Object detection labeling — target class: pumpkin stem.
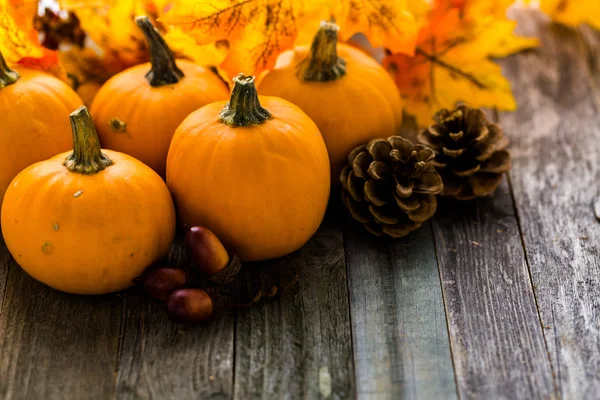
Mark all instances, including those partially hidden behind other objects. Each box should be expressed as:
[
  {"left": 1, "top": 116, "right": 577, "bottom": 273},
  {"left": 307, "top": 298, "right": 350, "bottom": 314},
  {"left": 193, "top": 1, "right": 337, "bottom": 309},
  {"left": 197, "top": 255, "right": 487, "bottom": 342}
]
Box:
[
  {"left": 220, "top": 74, "right": 271, "bottom": 127},
  {"left": 63, "top": 106, "right": 114, "bottom": 174},
  {"left": 297, "top": 20, "right": 346, "bottom": 82},
  {"left": 0, "top": 51, "right": 20, "bottom": 88},
  {"left": 136, "top": 16, "right": 184, "bottom": 87}
]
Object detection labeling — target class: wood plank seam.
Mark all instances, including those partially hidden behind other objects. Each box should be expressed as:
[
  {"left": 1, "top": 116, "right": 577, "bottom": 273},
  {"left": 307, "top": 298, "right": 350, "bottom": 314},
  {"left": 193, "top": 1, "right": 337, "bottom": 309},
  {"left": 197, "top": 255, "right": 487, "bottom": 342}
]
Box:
[
  {"left": 341, "top": 229, "right": 359, "bottom": 396},
  {"left": 505, "top": 172, "right": 560, "bottom": 394},
  {"left": 428, "top": 221, "right": 465, "bottom": 400},
  {"left": 112, "top": 294, "right": 128, "bottom": 400}
]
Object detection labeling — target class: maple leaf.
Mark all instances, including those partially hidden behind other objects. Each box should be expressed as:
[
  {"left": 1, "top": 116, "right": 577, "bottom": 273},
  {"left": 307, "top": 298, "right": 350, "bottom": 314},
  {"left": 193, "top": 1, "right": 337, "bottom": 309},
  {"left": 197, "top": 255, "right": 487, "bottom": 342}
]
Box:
[
  {"left": 432, "top": 0, "right": 515, "bottom": 18},
  {"left": 0, "top": 0, "right": 65, "bottom": 76},
  {"left": 536, "top": 0, "right": 600, "bottom": 30},
  {"left": 55, "top": 0, "right": 223, "bottom": 88},
  {"left": 161, "top": 0, "right": 319, "bottom": 77},
  {"left": 331, "top": 0, "right": 417, "bottom": 55},
  {"left": 162, "top": 0, "right": 418, "bottom": 76},
  {"left": 384, "top": 6, "right": 538, "bottom": 127}
]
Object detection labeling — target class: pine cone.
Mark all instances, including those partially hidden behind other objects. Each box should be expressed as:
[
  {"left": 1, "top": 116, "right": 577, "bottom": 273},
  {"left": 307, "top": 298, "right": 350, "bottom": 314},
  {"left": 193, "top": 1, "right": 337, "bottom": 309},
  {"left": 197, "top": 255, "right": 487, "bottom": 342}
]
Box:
[
  {"left": 340, "top": 136, "right": 443, "bottom": 238},
  {"left": 418, "top": 105, "right": 511, "bottom": 201}
]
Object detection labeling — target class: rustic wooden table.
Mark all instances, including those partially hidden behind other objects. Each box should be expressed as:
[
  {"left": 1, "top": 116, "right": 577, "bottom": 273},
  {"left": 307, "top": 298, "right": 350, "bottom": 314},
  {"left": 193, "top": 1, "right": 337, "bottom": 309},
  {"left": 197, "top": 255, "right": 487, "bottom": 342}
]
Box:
[{"left": 0, "top": 12, "right": 599, "bottom": 400}]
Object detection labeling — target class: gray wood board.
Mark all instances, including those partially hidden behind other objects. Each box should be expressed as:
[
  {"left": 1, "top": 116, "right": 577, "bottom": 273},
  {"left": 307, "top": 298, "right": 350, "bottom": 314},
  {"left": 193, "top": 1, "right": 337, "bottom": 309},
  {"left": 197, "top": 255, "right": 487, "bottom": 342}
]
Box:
[
  {"left": 499, "top": 12, "right": 600, "bottom": 399},
  {"left": 0, "top": 259, "right": 123, "bottom": 400},
  {"left": 431, "top": 180, "right": 555, "bottom": 399},
  {"left": 233, "top": 202, "right": 355, "bottom": 400},
  {"left": 344, "top": 220, "right": 457, "bottom": 400}
]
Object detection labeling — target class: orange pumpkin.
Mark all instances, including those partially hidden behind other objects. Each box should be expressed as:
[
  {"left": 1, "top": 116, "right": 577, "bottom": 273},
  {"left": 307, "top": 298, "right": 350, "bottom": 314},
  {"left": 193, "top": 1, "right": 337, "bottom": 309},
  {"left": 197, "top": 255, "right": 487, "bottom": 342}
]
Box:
[
  {"left": 1, "top": 107, "right": 176, "bottom": 295},
  {"left": 258, "top": 21, "right": 403, "bottom": 182},
  {"left": 90, "top": 16, "right": 230, "bottom": 178},
  {"left": 167, "top": 74, "right": 330, "bottom": 262},
  {"left": 0, "top": 51, "right": 83, "bottom": 207}
]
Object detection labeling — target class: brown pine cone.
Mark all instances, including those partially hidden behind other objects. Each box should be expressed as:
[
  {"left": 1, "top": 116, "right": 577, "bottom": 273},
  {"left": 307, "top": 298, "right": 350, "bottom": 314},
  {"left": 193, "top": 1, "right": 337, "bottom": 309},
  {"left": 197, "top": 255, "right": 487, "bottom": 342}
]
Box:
[
  {"left": 418, "top": 105, "right": 511, "bottom": 201},
  {"left": 340, "top": 136, "right": 443, "bottom": 238}
]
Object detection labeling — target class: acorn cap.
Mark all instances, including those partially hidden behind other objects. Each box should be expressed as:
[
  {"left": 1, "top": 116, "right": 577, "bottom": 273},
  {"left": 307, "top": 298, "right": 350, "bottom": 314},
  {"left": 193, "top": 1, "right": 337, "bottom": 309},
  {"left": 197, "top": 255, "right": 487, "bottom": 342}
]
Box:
[{"left": 208, "top": 255, "right": 242, "bottom": 285}]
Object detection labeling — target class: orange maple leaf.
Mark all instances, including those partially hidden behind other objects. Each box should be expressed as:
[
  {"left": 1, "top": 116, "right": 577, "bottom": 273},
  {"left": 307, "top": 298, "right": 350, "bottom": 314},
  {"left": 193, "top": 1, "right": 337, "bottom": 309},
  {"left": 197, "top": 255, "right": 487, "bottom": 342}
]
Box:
[
  {"left": 332, "top": 0, "right": 417, "bottom": 55},
  {"left": 162, "top": 0, "right": 418, "bottom": 77},
  {"left": 0, "top": 0, "right": 63, "bottom": 76},
  {"left": 384, "top": 5, "right": 538, "bottom": 127},
  {"left": 59, "top": 0, "right": 225, "bottom": 81}
]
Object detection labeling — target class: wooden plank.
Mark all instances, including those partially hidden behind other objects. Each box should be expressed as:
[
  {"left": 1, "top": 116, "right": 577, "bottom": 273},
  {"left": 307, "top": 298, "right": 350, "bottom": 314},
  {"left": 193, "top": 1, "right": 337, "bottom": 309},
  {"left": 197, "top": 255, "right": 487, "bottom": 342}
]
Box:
[
  {"left": 233, "top": 202, "right": 355, "bottom": 400},
  {"left": 0, "top": 257, "right": 122, "bottom": 399},
  {"left": 0, "top": 237, "right": 10, "bottom": 311},
  {"left": 499, "top": 12, "right": 600, "bottom": 399},
  {"left": 344, "top": 221, "right": 457, "bottom": 400},
  {"left": 431, "top": 179, "right": 555, "bottom": 398},
  {"left": 115, "top": 241, "right": 235, "bottom": 400}
]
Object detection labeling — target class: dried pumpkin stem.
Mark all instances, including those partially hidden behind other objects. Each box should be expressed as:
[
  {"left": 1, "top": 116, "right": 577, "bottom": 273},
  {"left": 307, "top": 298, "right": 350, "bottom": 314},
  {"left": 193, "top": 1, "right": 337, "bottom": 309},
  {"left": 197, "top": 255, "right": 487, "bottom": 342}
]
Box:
[
  {"left": 220, "top": 74, "right": 271, "bottom": 127},
  {"left": 136, "top": 16, "right": 184, "bottom": 87},
  {"left": 0, "top": 51, "right": 20, "bottom": 89},
  {"left": 63, "top": 106, "right": 114, "bottom": 174},
  {"left": 297, "top": 20, "right": 347, "bottom": 82}
]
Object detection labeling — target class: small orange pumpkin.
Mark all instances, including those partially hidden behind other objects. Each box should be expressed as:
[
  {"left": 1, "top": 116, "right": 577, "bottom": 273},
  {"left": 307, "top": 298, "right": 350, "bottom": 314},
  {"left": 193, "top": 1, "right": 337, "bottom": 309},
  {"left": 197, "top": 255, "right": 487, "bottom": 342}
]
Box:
[
  {"left": 0, "top": 51, "right": 83, "bottom": 207},
  {"left": 258, "top": 21, "right": 403, "bottom": 182},
  {"left": 1, "top": 107, "right": 176, "bottom": 295},
  {"left": 167, "top": 74, "right": 330, "bottom": 262},
  {"left": 90, "top": 16, "right": 230, "bottom": 177}
]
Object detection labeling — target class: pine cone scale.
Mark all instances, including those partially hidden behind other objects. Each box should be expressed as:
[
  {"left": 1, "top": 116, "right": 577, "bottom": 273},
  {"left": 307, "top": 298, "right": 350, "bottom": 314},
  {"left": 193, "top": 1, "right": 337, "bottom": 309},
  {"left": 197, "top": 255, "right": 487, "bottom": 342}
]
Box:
[
  {"left": 418, "top": 105, "right": 511, "bottom": 200},
  {"left": 341, "top": 136, "right": 443, "bottom": 238}
]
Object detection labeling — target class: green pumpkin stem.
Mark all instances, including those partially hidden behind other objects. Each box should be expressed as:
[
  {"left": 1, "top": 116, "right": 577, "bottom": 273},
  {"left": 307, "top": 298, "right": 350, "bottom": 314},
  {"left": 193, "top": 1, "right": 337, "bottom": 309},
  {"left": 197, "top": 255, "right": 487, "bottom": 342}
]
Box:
[
  {"left": 0, "top": 51, "right": 20, "bottom": 89},
  {"left": 297, "top": 20, "right": 346, "bottom": 82},
  {"left": 63, "top": 107, "right": 114, "bottom": 174},
  {"left": 136, "top": 16, "right": 184, "bottom": 87},
  {"left": 220, "top": 74, "right": 271, "bottom": 127}
]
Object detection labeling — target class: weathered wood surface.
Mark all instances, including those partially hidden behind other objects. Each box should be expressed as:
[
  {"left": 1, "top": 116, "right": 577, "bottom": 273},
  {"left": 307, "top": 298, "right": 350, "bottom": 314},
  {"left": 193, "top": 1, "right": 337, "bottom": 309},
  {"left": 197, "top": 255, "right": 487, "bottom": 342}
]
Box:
[
  {"left": 432, "top": 180, "right": 556, "bottom": 399},
  {"left": 499, "top": 13, "right": 600, "bottom": 399},
  {"left": 115, "top": 288, "right": 235, "bottom": 400},
  {"left": 234, "top": 202, "right": 355, "bottom": 400},
  {"left": 115, "top": 240, "right": 235, "bottom": 400},
  {"left": 1, "top": 10, "right": 600, "bottom": 400},
  {"left": 0, "top": 260, "right": 123, "bottom": 400},
  {"left": 344, "top": 222, "right": 456, "bottom": 400}
]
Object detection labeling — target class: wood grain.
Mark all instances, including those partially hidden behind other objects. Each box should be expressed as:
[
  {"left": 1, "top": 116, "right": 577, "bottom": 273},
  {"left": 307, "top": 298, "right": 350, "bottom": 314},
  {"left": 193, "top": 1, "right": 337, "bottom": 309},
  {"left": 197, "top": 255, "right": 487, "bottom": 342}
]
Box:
[
  {"left": 499, "top": 12, "right": 600, "bottom": 399},
  {"left": 431, "top": 180, "right": 556, "bottom": 399},
  {"left": 0, "top": 237, "right": 10, "bottom": 312},
  {"left": 233, "top": 202, "right": 355, "bottom": 400},
  {"left": 115, "top": 241, "right": 235, "bottom": 400},
  {"left": 0, "top": 258, "right": 122, "bottom": 400},
  {"left": 344, "top": 221, "right": 457, "bottom": 400}
]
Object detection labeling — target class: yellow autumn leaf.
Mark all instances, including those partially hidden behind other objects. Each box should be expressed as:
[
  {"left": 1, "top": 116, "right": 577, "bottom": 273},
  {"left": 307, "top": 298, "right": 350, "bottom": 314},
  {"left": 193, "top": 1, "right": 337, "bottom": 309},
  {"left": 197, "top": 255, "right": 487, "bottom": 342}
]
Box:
[
  {"left": 163, "top": 27, "right": 227, "bottom": 67},
  {"left": 537, "top": 0, "right": 600, "bottom": 30},
  {"left": 433, "top": 0, "right": 516, "bottom": 18},
  {"left": 332, "top": 0, "right": 417, "bottom": 54},
  {"left": 55, "top": 0, "right": 225, "bottom": 85},
  {"left": 384, "top": 6, "right": 537, "bottom": 127},
  {"left": 163, "top": 0, "right": 418, "bottom": 76},
  {"left": 162, "top": 0, "right": 322, "bottom": 76}
]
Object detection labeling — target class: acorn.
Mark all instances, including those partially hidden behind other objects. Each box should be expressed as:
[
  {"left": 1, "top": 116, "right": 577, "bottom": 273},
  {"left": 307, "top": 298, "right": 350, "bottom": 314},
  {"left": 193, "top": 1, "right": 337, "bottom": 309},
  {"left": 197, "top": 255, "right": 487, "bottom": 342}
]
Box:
[
  {"left": 141, "top": 267, "right": 187, "bottom": 300},
  {"left": 185, "top": 226, "right": 242, "bottom": 284},
  {"left": 165, "top": 288, "right": 224, "bottom": 324}
]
